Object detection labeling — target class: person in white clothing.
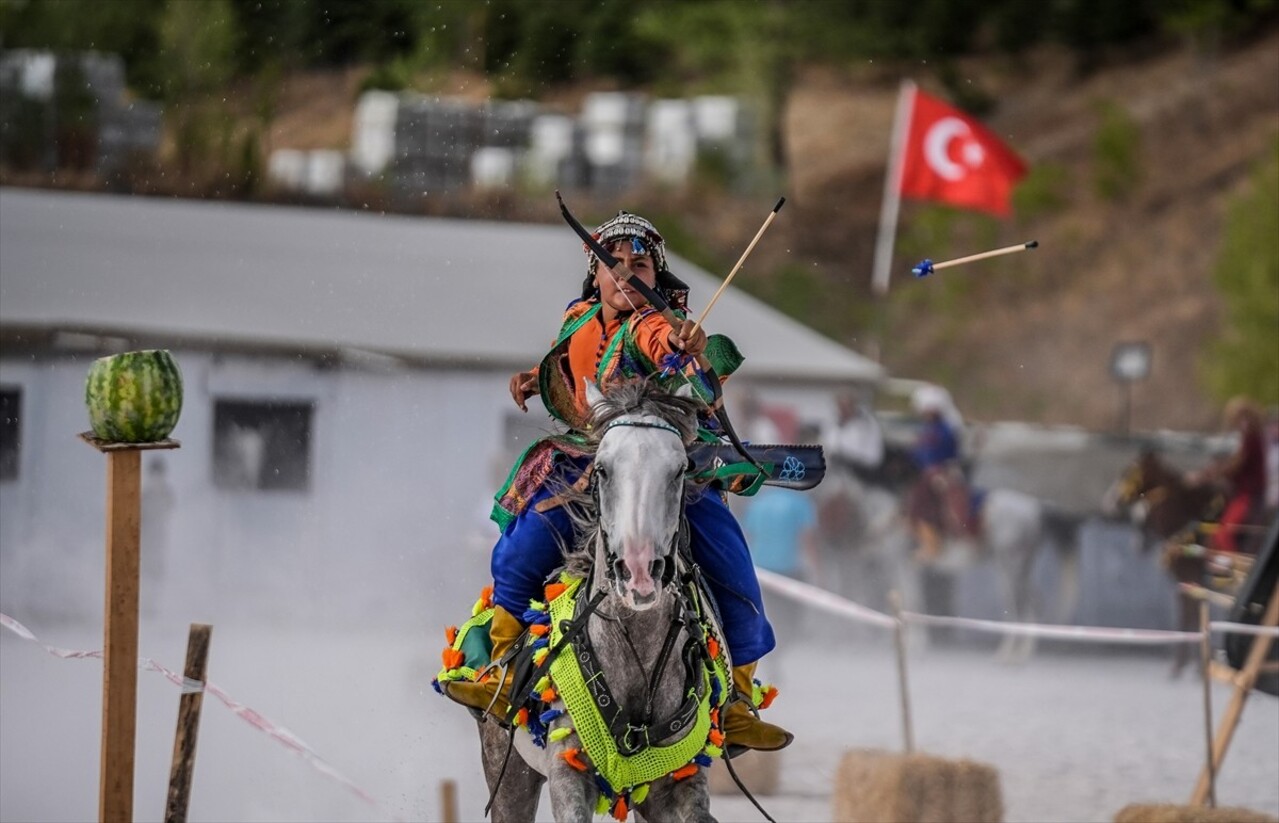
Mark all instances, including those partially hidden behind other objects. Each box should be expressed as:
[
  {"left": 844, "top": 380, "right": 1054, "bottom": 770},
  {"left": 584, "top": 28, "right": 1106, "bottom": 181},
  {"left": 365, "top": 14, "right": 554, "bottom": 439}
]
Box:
[{"left": 822, "top": 387, "right": 884, "bottom": 477}]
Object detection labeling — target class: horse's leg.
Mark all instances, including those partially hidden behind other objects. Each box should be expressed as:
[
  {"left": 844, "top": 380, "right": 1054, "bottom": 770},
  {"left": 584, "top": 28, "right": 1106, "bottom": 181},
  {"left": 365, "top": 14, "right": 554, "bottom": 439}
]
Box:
[
  {"left": 641, "top": 771, "right": 715, "bottom": 823},
  {"left": 545, "top": 749, "right": 598, "bottom": 823},
  {"left": 479, "top": 720, "right": 544, "bottom": 823},
  {"left": 1054, "top": 541, "right": 1081, "bottom": 625}
]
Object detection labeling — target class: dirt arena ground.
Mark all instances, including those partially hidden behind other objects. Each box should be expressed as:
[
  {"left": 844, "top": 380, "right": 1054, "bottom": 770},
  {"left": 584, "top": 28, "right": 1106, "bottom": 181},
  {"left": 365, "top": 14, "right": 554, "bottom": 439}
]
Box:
[{"left": 2, "top": 614, "right": 1276, "bottom": 822}]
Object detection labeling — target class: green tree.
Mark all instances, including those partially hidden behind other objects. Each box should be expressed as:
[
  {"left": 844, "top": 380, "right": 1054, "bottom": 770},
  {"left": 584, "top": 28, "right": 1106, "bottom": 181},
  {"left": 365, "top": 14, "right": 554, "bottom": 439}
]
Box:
[{"left": 1204, "top": 143, "right": 1279, "bottom": 406}]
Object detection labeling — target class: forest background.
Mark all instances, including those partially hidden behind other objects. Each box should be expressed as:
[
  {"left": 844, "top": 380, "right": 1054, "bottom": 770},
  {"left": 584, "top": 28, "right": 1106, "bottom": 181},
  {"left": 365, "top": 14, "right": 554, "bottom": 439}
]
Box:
[{"left": 2, "top": 0, "right": 1277, "bottom": 431}]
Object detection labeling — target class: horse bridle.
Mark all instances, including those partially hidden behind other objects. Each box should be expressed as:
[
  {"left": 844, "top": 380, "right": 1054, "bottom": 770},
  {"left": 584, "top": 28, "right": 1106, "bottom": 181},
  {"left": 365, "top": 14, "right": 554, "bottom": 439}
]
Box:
[{"left": 589, "top": 417, "right": 692, "bottom": 590}]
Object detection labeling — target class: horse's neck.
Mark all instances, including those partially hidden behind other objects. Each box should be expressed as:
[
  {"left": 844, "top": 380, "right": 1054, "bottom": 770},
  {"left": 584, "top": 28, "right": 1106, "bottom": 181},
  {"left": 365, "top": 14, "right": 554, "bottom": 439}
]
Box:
[{"left": 1148, "top": 480, "right": 1215, "bottom": 539}]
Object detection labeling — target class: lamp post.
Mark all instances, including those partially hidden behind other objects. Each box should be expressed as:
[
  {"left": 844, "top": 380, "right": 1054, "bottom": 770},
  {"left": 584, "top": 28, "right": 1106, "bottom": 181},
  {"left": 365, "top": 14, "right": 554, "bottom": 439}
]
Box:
[{"left": 1110, "top": 341, "right": 1152, "bottom": 436}]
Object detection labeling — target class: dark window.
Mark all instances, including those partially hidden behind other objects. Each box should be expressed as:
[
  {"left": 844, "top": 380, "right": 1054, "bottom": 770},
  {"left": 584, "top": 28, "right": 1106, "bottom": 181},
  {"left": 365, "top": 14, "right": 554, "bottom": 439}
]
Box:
[
  {"left": 0, "top": 388, "right": 19, "bottom": 481},
  {"left": 212, "top": 399, "right": 313, "bottom": 491}
]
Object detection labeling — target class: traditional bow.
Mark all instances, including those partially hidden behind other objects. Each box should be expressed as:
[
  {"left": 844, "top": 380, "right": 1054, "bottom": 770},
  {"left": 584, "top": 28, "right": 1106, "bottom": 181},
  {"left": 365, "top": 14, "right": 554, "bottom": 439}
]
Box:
[{"left": 556, "top": 191, "right": 763, "bottom": 473}]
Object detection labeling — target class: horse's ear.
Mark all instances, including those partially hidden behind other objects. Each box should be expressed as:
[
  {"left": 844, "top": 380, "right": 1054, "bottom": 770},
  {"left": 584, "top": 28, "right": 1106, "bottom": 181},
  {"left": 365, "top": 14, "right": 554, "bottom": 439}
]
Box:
[
  {"left": 674, "top": 383, "right": 696, "bottom": 400},
  {"left": 583, "top": 379, "right": 607, "bottom": 411}
]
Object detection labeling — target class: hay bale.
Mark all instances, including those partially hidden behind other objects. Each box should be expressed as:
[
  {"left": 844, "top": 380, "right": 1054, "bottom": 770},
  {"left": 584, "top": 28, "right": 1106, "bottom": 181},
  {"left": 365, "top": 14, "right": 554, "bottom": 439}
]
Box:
[
  {"left": 832, "top": 749, "right": 1003, "bottom": 823},
  {"left": 707, "top": 750, "right": 781, "bottom": 796},
  {"left": 1115, "top": 804, "right": 1278, "bottom": 823}
]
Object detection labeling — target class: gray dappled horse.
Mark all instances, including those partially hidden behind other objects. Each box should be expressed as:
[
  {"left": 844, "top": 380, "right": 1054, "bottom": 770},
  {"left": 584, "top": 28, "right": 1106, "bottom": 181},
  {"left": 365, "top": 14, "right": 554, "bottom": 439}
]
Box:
[
  {"left": 815, "top": 464, "right": 1082, "bottom": 662},
  {"left": 479, "top": 380, "right": 720, "bottom": 823}
]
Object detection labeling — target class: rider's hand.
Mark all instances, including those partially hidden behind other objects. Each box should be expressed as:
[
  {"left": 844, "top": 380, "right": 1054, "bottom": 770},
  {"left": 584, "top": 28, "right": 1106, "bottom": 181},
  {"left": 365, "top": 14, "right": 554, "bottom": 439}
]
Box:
[
  {"left": 509, "top": 370, "right": 538, "bottom": 412},
  {"left": 667, "top": 319, "right": 708, "bottom": 358}
]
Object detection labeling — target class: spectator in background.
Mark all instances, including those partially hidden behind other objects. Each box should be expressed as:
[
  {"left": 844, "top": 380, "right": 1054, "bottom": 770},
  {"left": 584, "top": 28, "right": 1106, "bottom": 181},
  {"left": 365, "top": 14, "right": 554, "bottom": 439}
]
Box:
[
  {"left": 1265, "top": 406, "right": 1279, "bottom": 518},
  {"left": 1191, "top": 395, "right": 1269, "bottom": 553},
  {"left": 822, "top": 387, "right": 884, "bottom": 481},
  {"left": 743, "top": 468, "right": 820, "bottom": 652},
  {"left": 904, "top": 384, "right": 970, "bottom": 561}
]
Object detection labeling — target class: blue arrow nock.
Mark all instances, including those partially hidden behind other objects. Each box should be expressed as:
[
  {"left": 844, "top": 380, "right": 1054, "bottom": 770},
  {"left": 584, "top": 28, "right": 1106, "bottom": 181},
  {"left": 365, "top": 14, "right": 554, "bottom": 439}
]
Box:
[{"left": 912, "top": 259, "right": 935, "bottom": 278}]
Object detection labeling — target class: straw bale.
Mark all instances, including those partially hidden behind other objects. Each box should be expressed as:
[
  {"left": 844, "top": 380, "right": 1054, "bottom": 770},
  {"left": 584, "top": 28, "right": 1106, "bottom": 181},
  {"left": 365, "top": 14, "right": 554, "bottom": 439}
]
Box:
[
  {"left": 708, "top": 750, "right": 781, "bottom": 796},
  {"left": 832, "top": 748, "right": 1002, "bottom": 823},
  {"left": 1114, "top": 804, "right": 1278, "bottom": 823}
]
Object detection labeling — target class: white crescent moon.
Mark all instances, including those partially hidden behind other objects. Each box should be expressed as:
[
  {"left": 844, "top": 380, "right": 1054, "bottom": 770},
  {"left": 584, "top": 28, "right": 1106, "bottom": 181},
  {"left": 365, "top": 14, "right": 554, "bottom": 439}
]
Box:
[{"left": 924, "top": 117, "right": 971, "bottom": 181}]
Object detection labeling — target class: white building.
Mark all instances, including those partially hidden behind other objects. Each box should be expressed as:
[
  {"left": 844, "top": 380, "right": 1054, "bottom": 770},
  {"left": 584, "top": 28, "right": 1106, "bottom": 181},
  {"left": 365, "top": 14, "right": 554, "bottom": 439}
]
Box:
[{"left": 0, "top": 188, "right": 882, "bottom": 628}]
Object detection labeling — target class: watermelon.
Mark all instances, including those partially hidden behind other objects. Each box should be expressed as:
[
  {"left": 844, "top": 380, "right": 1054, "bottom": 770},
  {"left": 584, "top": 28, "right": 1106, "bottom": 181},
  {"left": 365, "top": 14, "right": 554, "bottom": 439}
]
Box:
[{"left": 85, "top": 350, "right": 184, "bottom": 443}]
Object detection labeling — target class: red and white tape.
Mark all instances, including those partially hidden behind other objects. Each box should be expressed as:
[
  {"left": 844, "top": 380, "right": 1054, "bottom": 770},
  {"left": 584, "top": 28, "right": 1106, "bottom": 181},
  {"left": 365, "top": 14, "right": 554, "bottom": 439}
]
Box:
[
  {"left": 0, "top": 612, "right": 404, "bottom": 822},
  {"left": 754, "top": 569, "right": 1279, "bottom": 644}
]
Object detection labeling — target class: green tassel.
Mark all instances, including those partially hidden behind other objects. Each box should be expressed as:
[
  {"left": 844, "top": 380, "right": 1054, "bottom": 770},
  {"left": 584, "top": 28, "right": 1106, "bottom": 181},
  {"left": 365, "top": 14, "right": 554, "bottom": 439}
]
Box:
[
  {"left": 533, "top": 648, "right": 549, "bottom": 666},
  {"left": 528, "top": 599, "right": 546, "bottom": 612},
  {"left": 631, "top": 784, "right": 650, "bottom": 805},
  {"left": 595, "top": 795, "right": 610, "bottom": 815},
  {"left": 534, "top": 676, "right": 551, "bottom": 694},
  {"left": 549, "top": 727, "right": 573, "bottom": 743},
  {"left": 704, "top": 744, "right": 723, "bottom": 758}
]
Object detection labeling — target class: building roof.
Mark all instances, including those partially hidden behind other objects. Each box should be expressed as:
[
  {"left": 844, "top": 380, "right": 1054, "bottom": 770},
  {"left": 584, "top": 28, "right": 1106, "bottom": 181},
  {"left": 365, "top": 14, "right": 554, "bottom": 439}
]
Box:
[{"left": 0, "top": 187, "right": 882, "bottom": 382}]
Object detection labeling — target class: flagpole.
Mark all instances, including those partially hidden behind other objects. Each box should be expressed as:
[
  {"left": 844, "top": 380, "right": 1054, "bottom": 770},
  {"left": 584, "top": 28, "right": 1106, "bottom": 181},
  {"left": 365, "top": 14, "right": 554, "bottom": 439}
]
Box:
[{"left": 870, "top": 79, "right": 916, "bottom": 297}]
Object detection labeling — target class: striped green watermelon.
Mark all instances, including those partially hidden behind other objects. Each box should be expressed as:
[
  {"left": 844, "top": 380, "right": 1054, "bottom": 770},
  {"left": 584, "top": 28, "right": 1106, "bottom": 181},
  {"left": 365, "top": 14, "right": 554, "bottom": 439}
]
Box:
[{"left": 85, "top": 350, "right": 184, "bottom": 443}]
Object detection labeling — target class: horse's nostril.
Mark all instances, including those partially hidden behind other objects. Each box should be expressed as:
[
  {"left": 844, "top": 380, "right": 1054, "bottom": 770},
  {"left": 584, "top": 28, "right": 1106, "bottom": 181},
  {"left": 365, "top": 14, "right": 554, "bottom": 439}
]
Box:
[
  {"left": 612, "top": 558, "right": 631, "bottom": 582},
  {"left": 649, "top": 558, "right": 665, "bottom": 583}
]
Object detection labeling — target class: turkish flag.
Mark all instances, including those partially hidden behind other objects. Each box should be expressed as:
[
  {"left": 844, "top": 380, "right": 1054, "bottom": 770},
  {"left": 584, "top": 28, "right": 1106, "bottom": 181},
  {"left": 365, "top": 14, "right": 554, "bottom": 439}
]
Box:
[{"left": 898, "top": 89, "right": 1028, "bottom": 217}]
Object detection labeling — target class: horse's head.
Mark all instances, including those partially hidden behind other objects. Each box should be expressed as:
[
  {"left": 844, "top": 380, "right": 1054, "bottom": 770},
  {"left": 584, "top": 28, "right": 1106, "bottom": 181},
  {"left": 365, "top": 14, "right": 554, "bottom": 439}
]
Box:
[
  {"left": 1102, "top": 450, "right": 1193, "bottom": 538},
  {"left": 583, "top": 379, "right": 701, "bottom": 611}
]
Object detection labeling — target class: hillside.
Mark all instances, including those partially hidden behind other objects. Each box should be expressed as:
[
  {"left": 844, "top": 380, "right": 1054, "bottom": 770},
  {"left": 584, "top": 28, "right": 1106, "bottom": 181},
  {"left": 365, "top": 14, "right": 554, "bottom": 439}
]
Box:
[{"left": 249, "top": 31, "right": 1277, "bottom": 432}]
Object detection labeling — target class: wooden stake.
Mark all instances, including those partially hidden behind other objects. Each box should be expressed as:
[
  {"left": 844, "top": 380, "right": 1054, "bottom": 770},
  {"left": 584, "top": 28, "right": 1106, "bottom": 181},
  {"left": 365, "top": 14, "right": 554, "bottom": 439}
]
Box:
[
  {"left": 1190, "top": 580, "right": 1279, "bottom": 805},
  {"left": 81, "top": 432, "right": 179, "bottom": 823},
  {"left": 1197, "top": 601, "right": 1216, "bottom": 808},
  {"left": 165, "top": 623, "right": 213, "bottom": 823},
  {"left": 440, "top": 779, "right": 458, "bottom": 823},
  {"left": 889, "top": 590, "right": 915, "bottom": 754}
]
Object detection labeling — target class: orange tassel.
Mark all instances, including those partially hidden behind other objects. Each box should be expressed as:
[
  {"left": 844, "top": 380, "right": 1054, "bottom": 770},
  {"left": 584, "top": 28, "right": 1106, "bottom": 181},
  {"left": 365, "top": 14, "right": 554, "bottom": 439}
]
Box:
[
  {"left": 709, "top": 708, "right": 719, "bottom": 726},
  {"left": 515, "top": 707, "right": 529, "bottom": 727},
  {"left": 540, "top": 688, "right": 557, "bottom": 703},
  {"left": 612, "top": 797, "right": 628, "bottom": 821},
  {"left": 708, "top": 729, "right": 724, "bottom": 747},
  {"left": 480, "top": 585, "right": 494, "bottom": 607},
  {"left": 444, "top": 625, "right": 458, "bottom": 645},
  {"left": 441, "top": 648, "right": 465, "bottom": 669},
  {"left": 560, "top": 748, "right": 589, "bottom": 772},
  {"left": 707, "top": 637, "right": 720, "bottom": 659},
  {"left": 671, "top": 763, "right": 699, "bottom": 781},
  {"left": 759, "top": 686, "right": 778, "bottom": 710},
  {"left": 544, "top": 582, "right": 567, "bottom": 601},
  {"left": 528, "top": 623, "right": 550, "bottom": 636}
]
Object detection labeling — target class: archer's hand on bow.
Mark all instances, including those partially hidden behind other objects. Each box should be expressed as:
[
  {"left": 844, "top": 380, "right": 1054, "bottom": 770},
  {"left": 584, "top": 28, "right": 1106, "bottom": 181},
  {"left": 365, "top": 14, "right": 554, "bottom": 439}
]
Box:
[
  {"left": 667, "top": 318, "right": 708, "bottom": 357},
  {"left": 509, "top": 369, "right": 539, "bottom": 412}
]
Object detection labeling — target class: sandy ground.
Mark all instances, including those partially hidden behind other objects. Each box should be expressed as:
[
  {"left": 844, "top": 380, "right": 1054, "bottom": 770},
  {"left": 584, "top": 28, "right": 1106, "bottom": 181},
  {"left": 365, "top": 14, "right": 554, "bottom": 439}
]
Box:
[{"left": 2, "top": 610, "right": 1276, "bottom": 823}]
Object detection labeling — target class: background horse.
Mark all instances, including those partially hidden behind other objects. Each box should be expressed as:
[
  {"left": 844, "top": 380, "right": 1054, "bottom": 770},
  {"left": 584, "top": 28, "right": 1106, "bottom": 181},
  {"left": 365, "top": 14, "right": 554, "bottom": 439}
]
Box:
[
  {"left": 814, "top": 455, "right": 1084, "bottom": 662},
  {"left": 1102, "top": 449, "right": 1221, "bottom": 676},
  {"left": 478, "top": 380, "right": 719, "bottom": 823}
]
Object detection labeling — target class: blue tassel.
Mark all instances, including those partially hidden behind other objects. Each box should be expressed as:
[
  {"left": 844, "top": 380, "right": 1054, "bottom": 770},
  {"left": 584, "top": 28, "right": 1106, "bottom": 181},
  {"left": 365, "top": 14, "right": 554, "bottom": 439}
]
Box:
[
  {"left": 532, "top": 636, "right": 550, "bottom": 650},
  {"left": 693, "top": 753, "right": 713, "bottom": 767},
  {"left": 593, "top": 774, "right": 615, "bottom": 799},
  {"left": 709, "top": 675, "right": 722, "bottom": 706},
  {"left": 431, "top": 678, "right": 443, "bottom": 695},
  {"left": 540, "top": 708, "right": 565, "bottom": 725},
  {"left": 522, "top": 608, "right": 549, "bottom": 624}
]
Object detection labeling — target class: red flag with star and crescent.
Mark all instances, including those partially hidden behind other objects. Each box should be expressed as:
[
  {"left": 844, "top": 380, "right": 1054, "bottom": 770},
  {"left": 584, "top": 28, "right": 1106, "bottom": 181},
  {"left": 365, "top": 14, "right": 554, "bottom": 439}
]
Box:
[{"left": 898, "top": 89, "right": 1028, "bottom": 217}]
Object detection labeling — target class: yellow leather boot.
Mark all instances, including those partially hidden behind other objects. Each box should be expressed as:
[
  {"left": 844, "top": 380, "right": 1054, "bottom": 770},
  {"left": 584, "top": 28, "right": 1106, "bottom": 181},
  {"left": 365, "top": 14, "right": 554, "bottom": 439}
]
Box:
[
  {"left": 914, "top": 521, "right": 942, "bottom": 563},
  {"left": 721, "top": 662, "right": 793, "bottom": 755},
  {"left": 441, "top": 605, "right": 524, "bottom": 721}
]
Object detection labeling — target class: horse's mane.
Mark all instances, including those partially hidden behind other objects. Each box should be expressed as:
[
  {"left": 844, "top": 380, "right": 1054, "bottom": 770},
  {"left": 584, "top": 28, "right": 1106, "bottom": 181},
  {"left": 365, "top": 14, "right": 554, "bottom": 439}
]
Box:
[{"left": 552, "top": 379, "right": 703, "bottom": 576}]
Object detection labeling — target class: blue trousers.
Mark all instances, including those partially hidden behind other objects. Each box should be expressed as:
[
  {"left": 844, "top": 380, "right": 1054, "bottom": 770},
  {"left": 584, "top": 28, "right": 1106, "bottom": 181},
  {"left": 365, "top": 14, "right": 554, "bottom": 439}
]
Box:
[{"left": 490, "top": 482, "right": 776, "bottom": 666}]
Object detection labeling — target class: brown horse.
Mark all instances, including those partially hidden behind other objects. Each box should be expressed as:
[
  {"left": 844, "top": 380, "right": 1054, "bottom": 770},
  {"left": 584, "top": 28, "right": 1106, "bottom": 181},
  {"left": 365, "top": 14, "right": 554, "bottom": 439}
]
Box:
[{"left": 1103, "top": 450, "right": 1222, "bottom": 676}]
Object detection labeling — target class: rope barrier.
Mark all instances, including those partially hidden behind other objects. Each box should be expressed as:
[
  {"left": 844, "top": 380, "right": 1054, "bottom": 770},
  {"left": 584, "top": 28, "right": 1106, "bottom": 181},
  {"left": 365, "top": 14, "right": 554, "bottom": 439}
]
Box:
[
  {"left": 753, "top": 569, "right": 1279, "bottom": 643},
  {"left": 0, "top": 612, "right": 405, "bottom": 823}
]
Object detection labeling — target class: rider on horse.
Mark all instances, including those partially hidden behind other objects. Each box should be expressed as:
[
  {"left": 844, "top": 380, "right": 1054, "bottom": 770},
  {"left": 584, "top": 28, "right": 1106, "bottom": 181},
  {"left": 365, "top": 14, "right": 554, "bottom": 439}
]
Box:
[
  {"left": 440, "top": 210, "right": 792, "bottom": 754},
  {"left": 905, "top": 384, "right": 976, "bottom": 561}
]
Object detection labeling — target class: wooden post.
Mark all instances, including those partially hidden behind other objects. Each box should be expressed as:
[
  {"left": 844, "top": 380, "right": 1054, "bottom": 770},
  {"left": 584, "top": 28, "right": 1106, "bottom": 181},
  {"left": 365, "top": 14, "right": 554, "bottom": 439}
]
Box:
[
  {"left": 889, "top": 590, "right": 915, "bottom": 754},
  {"left": 1197, "top": 601, "right": 1216, "bottom": 808},
  {"left": 439, "top": 779, "right": 458, "bottom": 823},
  {"left": 165, "top": 624, "right": 212, "bottom": 823},
  {"left": 1190, "top": 581, "right": 1279, "bottom": 806},
  {"left": 81, "top": 433, "right": 180, "bottom": 823}
]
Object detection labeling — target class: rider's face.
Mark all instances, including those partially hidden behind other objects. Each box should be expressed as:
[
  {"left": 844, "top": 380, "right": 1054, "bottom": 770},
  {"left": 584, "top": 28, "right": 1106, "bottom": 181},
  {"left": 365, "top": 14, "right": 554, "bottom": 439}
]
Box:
[{"left": 594, "top": 239, "right": 657, "bottom": 318}]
